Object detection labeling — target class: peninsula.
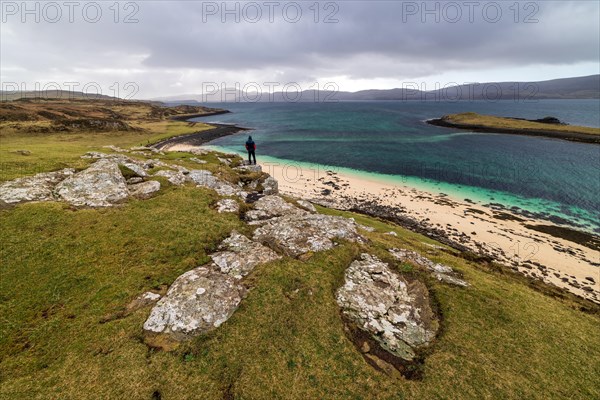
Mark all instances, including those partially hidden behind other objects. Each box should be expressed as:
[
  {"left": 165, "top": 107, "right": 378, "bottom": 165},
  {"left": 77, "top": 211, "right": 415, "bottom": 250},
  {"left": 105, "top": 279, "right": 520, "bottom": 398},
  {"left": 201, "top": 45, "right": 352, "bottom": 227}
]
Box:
[{"left": 427, "top": 112, "right": 600, "bottom": 143}]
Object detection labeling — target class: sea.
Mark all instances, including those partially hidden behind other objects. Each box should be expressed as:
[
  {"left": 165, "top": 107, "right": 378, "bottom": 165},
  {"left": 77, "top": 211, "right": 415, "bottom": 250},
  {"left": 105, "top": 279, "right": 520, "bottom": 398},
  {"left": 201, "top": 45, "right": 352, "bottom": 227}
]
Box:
[{"left": 185, "top": 100, "right": 600, "bottom": 234}]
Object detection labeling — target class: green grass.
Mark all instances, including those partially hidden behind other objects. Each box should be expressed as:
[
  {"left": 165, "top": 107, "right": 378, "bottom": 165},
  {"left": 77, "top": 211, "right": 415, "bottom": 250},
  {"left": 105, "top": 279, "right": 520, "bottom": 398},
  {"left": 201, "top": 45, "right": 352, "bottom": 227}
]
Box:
[
  {"left": 0, "top": 121, "right": 212, "bottom": 181},
  {"left": 1, "top": 119, "right": 599, "bottom": 399}
]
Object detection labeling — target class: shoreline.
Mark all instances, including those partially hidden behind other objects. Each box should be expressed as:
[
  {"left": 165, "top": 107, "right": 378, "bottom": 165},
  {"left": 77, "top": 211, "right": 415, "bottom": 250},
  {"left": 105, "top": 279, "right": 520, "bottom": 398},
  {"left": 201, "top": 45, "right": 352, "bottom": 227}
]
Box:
[
  {"left": 192, "top": 147, "right": 599, "bottom": 303},
  {"left": 157, "top": 113, "right": 599, "bottom": 303},
  {"left": 151, "top": 123, "right": 250, "bottom": 150},
  {"left": 426, "top": 116, "right": 600, "bottom": 144},
  {"left": 265, "top": 161, "right": 599, "bottom": 303},
  {"left": 167, "top": 109, "right": 232, "bottom": 121},
  {"left": 151, "top": 109, "right": 249, "bottom": 150}
]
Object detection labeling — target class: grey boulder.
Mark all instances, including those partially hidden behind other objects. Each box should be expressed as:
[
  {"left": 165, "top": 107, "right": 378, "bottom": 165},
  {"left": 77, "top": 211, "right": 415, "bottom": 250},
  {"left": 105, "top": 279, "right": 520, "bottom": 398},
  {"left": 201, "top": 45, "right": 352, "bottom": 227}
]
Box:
[
  {"left": 0, "top": 169, "right": 74, "bottom": 205},
  {"left": 154, "top": 169, "right": 186, "bottom": 186},
  {"left": 210, "top": 231, "right": 281, "bottom": 279},
  {"left": 54, "top": 159, "right": 130, "bottom": 207},
  {"left": 129, "top": 180, "right": 161, "bottom": 199},
  {"left": 216, "top": 198, "right": 240, "bottom": 213},
  {"left": 262, "top": 176, "right": 278, "bottom": 195},
  {"left": 336, "top": 254, "right": 439, "bottom": 361},
  {"left": 245, "top": 195, "right": 305, "bottom": 222},
  {"left": 143, "top": 265, "right": 245, "bottom": 341},
  {"left": 253, "top": 212, "right": 363, "bottom": 257},
  {"left": 188, "top": 170, "right": 239, "bottom": 196}
]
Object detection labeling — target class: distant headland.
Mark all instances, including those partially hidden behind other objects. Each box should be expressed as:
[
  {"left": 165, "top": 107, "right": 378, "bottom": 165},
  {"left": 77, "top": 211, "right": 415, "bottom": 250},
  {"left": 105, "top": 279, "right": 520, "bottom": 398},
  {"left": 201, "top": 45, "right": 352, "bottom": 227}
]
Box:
[{"left": 427, "top": 112, "right": 600, "bottom": 144}]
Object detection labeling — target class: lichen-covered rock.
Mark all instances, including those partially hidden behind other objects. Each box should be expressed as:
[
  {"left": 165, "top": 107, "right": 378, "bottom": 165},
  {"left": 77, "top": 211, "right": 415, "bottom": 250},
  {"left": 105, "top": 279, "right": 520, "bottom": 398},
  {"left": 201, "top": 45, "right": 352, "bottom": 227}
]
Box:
[
  {"left": 245, "top": 195, "right": 305, "bottom": 222},
  {"left": 127, "top": 177, "right": 144, "bottom": 185},
  {"left": 121, "top": 162, "right": 147, "bottom": 177},
  {"left": 143, "top": 265, "right": 245, "bottom": 341},
  {"left": 216, "top": 198, "right": 240, "bottom": 213},
  {"left": 210, "top": 232, "right": 281, "bottom": 279},
  {"left": 297, "top": 200, "right": 317, "bottom": 213},
  {"left": 129, "top": 180, "right": 161, "bottom": 199},
  {"left": 154, "top": 169, "right": 186, "bottom": 186},
  {"left": 235, "top": 164, "right": 262, "bottom": 173},
  {"left": 214, "top": 183, "right": 239, "bottom": 196},
  {"left": 187, "top": 170, "right": 239, "bottom": 196},
  {"left": 54, "top": 159, "right": 129, "bottom": 207},
  {"left": 389, "top": 248, "right": 469, "bottom": 287},
  {"left": 0, "top": 169, "right": 74, "bottom": 205},
  {"left": 336, "top": 254, "right": 439, "bottom": 361},
  {"left": 253, "top": 213, "right": 363, "bottom": 257},
  {"left": 262, "top": 176, "right": 278, "bottom": 195}
]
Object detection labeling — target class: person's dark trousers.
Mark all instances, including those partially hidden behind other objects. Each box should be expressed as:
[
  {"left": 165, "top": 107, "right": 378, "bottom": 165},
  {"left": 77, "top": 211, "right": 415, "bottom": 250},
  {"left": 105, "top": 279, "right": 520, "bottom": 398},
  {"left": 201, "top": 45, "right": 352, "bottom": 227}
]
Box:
[{"left": 248, "top": 151, "right": 256, "bottom": 165}]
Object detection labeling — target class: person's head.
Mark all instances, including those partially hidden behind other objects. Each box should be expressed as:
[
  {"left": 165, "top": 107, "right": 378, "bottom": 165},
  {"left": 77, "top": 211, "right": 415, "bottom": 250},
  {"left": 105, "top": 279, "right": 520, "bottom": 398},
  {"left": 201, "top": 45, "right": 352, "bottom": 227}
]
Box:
[{"left": 248, "top": 136, "right": 253, "bottom": 141}]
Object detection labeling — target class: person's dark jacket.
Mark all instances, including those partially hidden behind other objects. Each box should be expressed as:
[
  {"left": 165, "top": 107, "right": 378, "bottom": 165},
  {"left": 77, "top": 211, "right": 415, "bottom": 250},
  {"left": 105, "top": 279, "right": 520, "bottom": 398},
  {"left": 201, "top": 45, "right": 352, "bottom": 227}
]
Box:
[{"left": 245, "top": 139, "right": 256, "bottom": 151}]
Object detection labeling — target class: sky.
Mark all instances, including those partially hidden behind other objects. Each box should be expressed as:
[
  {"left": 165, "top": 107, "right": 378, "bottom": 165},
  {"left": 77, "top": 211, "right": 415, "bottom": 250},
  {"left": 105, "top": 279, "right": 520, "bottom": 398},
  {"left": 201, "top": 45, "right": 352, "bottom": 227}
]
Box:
[{"left": 1, "top": 0, "right": 599, "bottom": 99}]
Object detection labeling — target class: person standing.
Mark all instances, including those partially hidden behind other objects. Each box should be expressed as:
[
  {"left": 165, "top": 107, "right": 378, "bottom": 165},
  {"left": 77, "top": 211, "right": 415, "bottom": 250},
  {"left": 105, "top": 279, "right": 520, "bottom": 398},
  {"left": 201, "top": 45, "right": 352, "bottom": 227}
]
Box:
[{"left": 245, "top": 136, "right": 256, "bottom": 165}]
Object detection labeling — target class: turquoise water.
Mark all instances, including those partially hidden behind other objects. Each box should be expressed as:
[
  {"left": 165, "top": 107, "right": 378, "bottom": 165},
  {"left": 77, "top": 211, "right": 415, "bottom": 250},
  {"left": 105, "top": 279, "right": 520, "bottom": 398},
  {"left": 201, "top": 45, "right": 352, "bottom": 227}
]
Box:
[{"left": 189, "top": 100, "right": 600, "bottom": 233}]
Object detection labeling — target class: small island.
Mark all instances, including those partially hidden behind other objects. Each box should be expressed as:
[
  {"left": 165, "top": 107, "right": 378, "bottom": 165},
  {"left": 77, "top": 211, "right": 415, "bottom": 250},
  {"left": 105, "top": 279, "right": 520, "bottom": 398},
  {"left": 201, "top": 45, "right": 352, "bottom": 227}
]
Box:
[{"left": 427, "top": 112, "right": 600, "bottom": 144}]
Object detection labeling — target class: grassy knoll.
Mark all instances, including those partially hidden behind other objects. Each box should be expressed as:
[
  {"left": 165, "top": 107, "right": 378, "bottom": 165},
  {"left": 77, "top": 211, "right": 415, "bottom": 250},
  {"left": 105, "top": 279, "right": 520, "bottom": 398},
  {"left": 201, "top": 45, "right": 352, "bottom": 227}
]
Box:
[
  {"left": 428, "top": 112, "right": 600, "bottom": 143},
  {"left": 1, "top": 103, "right": 599, "bottom": 399},
  {"left": 0, "top": 99, "right": 216, "bottom": 181}
]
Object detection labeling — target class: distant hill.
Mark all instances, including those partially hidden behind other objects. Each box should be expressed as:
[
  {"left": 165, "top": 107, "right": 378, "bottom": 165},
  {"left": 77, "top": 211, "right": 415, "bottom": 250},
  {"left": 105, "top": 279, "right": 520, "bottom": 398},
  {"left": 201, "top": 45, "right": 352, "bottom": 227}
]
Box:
[
  {"left": 152, "top": 75, "right": 600, "bottom": 103},
  {"left": 0, "top": 90, "right": 120, "bottom": 102}
]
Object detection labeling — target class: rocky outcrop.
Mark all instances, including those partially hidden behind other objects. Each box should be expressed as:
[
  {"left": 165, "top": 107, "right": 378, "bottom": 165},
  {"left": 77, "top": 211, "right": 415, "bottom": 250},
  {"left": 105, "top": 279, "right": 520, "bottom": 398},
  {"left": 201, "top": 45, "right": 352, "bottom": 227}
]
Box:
[
  {"left": 253, "top": 212, "right": 363, "bottom": 257},
  {"left": 262, "top": 176, "right": 278, "bottom": 195},
  {"left": 129, "top": 180, "right": 161, "bottom": 199},
  {"left": 54, "top": 159, "right": 130, "bottom": 207},
  {"left": 297, "top": 200, "right": 317, "bottom": 213},
  {"left": 143, "top": 232, "right": 280, "bottom": 347},
  {"left": 235, "top": 164, "right": 262, "bottom": 173},
  {"left": 245, "top": 195, "right": 305, "bottom": 222},
  {"left": 143, "top": 265, "right": 246, "bottom": 342},
  {"left": 122, "top": 162, "right": 147, "bottom": 177},
  {"left": 336, "top": 254, "right": 439, "bottom": 368},
  {"left": 154, "top": 169, "right": 186, "bottom": 186},
  {"left": 188, "top": 170, "right": 240, "bottom": 196},
  {"left": 210, "top": 231, "right": 281, "bottom": 279},
  {"left": 389, "top": 248, "right": 469, "bottom": 287},
  {"left": 216, "top": 198, "right": 240, "bottom": 213},
  {"left": 0, "top": 168, "right": 75, "bottom": 205}
]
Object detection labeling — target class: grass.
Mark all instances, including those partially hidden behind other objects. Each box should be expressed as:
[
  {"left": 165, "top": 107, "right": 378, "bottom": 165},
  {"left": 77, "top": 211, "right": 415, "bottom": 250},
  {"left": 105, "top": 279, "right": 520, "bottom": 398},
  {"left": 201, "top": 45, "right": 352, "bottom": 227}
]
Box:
[
  {"left": 0, "top": 122, "right": 210, "bottom": 181},
  {"left": 442, "top": 112, "right": 600, "bottom": 136},
  {"left": 1, "top": 103, "right": 599, "bottom": 399}
]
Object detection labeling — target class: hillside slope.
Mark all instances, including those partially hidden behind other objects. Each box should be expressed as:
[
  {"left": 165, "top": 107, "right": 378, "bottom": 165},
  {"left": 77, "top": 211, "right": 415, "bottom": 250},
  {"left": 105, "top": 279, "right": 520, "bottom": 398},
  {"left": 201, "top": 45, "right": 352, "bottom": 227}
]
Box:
[{"left": 0, "top": 102, "right": 599, "bottom": 399}]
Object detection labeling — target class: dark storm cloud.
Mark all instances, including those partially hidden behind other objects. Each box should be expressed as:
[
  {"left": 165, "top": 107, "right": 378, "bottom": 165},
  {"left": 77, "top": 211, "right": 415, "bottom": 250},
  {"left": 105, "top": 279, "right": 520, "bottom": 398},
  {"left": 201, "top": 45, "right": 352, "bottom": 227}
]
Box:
[
  {"left": 1, "top": 0, "right": 598, "bottom": 96},
  {"left": 137, "top": 1, "right": 600, "bottom": 70}
]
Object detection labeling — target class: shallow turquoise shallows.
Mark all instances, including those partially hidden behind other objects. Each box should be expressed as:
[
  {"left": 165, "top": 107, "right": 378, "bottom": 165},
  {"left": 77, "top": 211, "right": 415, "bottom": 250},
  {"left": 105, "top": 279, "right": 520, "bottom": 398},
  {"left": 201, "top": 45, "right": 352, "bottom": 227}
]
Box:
[{"left": 187, "top": 100, "right": 600, "bottom": 233}]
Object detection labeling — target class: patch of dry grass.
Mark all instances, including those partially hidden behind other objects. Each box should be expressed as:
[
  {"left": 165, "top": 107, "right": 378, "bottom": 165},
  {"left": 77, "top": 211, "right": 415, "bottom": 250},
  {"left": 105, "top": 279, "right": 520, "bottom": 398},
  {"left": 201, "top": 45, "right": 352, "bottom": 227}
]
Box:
[{"left": 445, "top": 112, "right": 600, "bottom": 135}]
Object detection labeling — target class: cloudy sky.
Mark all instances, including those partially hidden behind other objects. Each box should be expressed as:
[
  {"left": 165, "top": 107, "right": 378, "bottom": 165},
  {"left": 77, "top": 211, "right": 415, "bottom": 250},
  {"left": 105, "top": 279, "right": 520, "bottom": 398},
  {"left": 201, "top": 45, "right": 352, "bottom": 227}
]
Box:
[{"left": 1, "top": 0, "right": 599, "bottom": 98}]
